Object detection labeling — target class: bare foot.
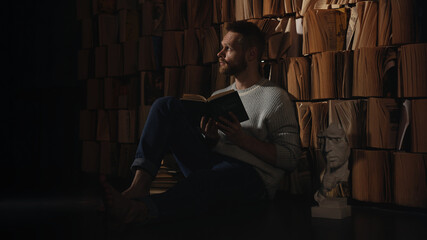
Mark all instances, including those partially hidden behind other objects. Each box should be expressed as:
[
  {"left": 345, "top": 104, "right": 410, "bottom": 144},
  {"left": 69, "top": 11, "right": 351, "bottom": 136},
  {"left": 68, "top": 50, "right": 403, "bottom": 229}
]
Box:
[
  {"left": 121, "top": 169, "right": 153, "bottom": 199},
  {"left": 100, "top": 175, "right": 151, "bottom": 225},
  {"left": 121, "top": 186, "right": 149, "bottom": 200}
]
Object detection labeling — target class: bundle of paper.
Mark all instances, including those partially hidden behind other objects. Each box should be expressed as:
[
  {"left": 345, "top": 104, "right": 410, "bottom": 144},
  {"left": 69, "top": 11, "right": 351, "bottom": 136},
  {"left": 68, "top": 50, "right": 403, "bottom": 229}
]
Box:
[
  {"left": 303, "top": 8, "right": 348, "bottom": 55},
  {"left": 100, "top": 142, "right": 119, "bottom": 176},
  {"left": 296, "top": 102, "right": 312, "bottom": 148},
  {"left": 351, "top": 1, "right": 378, "bottom": 50},
  {"left": 285, "top": 57, "right": 311, "bottom": 100},
  {"left": 162, "top": 31, "right": 184, "bottom": 67},
  {"left": 183, "top": 65, "right": 211, "bottom": 97},
  {"left": 378, "top": 0, "right": 392, "bottom": 46},
  {"left": 140, "top": 0, "right": 164, "bottom": 36},
  {"left": 311, "top": 51, "right": 338, "bottom": 100},
  {"left": 235, "top": 0, "right": 262, "bottom": 21},
  {"left": 391, "top": 0, "right": 416, "bottom": 45},
  {"left": 187, "top": 0, "right": 213, "bottom": 28},
  {"left": 213, "top": 0, "right": 235, "bottom": 23},
  {"left": 366, "top": 98, "right": 399, "bottom": 149},
  {"left": 351, "top": 149, "right": 392, "bottom": 203},
  {"left": 97, "top": 110, "right": 118, "bottom": 142},
  {"left": 263, "top": 0, "right": 285, "bottom": 17},
  {"left": 411, "top": 99, "right": 427, "bottom": 153},
  {"left": 119, "top": 9, "right": 139, "bottom": 43},
  {"left": 107, "top": 43, "right": 123, "bottom": 77},
  {"left": 393, "top": 152, "right": 427, "bottom": 208},
  {"left": 163, "top": 0, "right": 187, "bottom": 31},
  {"left": 97, "top": 14, "right": 118, "bottom": 46},
  {"left": 398, "top": 43, "right": 427, "bottom": 97},
  {"left": 353, "top": 46, "right": 397, "bottom": 97},
  {"left": 164, "top": 68, "right": 184, "bottom": 98}
]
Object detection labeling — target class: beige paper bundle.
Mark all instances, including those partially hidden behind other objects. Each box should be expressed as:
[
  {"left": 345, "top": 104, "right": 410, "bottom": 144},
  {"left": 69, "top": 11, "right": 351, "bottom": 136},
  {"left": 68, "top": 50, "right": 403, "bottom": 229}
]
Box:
[
  {"left": 164, "top": 0, "right": 187, "bottom": 30},
  {"left": 104, "top": 78, "right": 119, "bottom": 109},
  {"left": 393, "top": 152, "right": 427, "bottom": 208},
  {"left": 351, "top": 149, "right": 391, "bottom": 203},
  {"left": 183, "top": 29, "right": 203, "bottom": 65},
  {"left": 162, "top": 31, "right": 184, "bottom": 67},
  {"left": 118, "top": 76, "right": 139, "bottom": 109},
  {"left": 391, "top": 0, "right": 416, "bottom": 45},
  {"left": 138, "top": 36, "right": 157, "bottom": 71},
  {"left": 311, "top": 51, "right": 337, "bottom": 99},
  {"left": 296, "top": 102, "right": 312, "bottom": 148},
  {"left": 353, "top": 47, "right": 397, "bottom": 97},
  {"left": 329, "top": 99, "right": 366, "bottom": 148},
  {"left": 184, "top": 65, "right": 211, "bottom": 97},
  {"left": 140, "top": 0, "right": 164, "bottom": 36},
  {"left": 98, "top": 14, "right": 118, "bottom": 46},
  {"left": 187, "top": 0, "right": 213, "bottom": 28},
  {"left": 212, "top": 0, "right": 235, "bottom": 23},
  {"left": 398, "top": 43, "right": 427, "bottom": 97},
  {"left": 96, "top": 110, "right": 118, "bottom": 142},
  {"left": 119, "top": 9, "right": 139, "bottom": 43},
  {"left": 164, "top": 68, "right": 184, "bottom": 98},
  {"left": 352, "top": 1, "right": 378, "bottom": 50},
  {"left": 123, "top": 40, "right": 138, "bottom": 75},
  {"left": 303, "top": 8, "right": 348, "bottom": 55},
  {"left": 107, "top": 43, "right": 123, "bottom": 77},
  {"left": 118, "top": 110, "right": 137, "bottom": 143},
  {"left": 285, "top": 57, "right": 310, "bottom": 100},
  {"left": 334, "top": 50, "right": 353, "bottom": 98},
  {"left": 87, "top": 78, "right": 104, "bottom": 109},
  {"left": 378, "top": 0, "right": 392, "bottom": 46},
  {"left": 309, "top": 102, "right": 328, "bottom": 149},
  {"left": 140, "top": 72, "right": 163, "bottom": 106},
  {"left": 366, "top": 98, "right": 399, "bottom": 149},
  {"left": 411, "top": 99, "right": 427, "bottom": 153},
  {"left": 235, "top": 0, "right": 263, "bottom": 21},
  {"left": 95, "top": 46, "right": 107, "bottom": 78},
  {"left": 263, "top": 0, "right": 285, "bottom": 17},
  {"left": 99, "top": 142, "right": 119, "bottom": 175},
  {"left": 202, "top": 27, "right": 220, "bottom": 64}
]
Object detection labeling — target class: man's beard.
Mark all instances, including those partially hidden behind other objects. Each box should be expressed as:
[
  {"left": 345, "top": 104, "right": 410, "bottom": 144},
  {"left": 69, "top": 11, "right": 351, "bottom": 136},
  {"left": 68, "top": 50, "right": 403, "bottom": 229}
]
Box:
[{"left": 218, "top": 57, "right": 248, "bottom": 76}]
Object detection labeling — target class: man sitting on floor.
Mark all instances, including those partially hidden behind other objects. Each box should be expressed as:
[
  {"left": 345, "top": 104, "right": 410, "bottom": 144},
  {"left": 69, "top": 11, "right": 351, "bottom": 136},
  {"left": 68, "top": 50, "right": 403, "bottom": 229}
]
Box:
[{"left": 100, "top": 21, "right": 302, "bottom": 225}]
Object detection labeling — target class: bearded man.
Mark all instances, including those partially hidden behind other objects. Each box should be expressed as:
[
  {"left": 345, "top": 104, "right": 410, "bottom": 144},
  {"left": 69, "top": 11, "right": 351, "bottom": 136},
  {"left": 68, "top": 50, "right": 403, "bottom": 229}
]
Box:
[{"left": 101, "top": 21, "right": 301, "bottom": 226}]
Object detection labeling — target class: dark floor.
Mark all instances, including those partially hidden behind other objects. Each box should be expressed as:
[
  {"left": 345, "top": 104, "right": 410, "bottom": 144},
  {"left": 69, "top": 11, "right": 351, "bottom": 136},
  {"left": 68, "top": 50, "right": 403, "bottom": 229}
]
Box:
[{"left": 1, "top": 179, "right": 426, "bottom": 240}]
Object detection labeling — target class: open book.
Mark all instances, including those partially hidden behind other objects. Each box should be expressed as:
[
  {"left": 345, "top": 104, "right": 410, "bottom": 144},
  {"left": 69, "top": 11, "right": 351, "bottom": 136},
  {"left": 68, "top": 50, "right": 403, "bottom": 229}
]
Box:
[{"left": 180, "top": 89, "right": 249, "bottom": 125}]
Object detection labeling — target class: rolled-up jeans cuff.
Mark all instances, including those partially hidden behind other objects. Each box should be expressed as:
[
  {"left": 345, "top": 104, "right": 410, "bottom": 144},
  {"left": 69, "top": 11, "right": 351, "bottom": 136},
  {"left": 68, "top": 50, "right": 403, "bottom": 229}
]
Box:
[{"left": 131, "top": 158, "right": 158, "bottom": 178}]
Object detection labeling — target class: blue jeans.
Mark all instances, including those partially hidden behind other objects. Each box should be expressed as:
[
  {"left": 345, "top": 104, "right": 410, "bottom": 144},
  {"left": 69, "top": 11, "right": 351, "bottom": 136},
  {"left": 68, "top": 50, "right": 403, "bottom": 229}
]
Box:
[{"left": 131, "top": 97, "right": 266, "bottom": 220}]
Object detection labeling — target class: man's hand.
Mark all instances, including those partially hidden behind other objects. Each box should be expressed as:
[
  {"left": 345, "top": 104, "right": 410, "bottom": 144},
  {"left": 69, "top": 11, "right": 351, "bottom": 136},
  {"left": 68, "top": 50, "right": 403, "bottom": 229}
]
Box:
[
  {"left": 216, "top": 112, "right": 247, "bottom": 146},
  {"left": 200, "top": 116, "right": 220, "bottom": 145}
]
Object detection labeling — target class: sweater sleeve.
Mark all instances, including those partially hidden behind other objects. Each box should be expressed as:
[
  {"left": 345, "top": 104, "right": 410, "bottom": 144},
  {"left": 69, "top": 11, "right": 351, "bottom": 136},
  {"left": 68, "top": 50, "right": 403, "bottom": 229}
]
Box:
[{"left": 267, "top": 98, "right": 302, "bottom": 171}]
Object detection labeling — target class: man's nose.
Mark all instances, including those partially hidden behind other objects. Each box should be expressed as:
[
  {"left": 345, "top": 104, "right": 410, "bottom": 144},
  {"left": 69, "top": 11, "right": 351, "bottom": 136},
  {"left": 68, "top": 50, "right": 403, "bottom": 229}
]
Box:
[
  {"left": 324, "top": 139, "right": 332, "bottom": 153},
  {"left": 217, "top": 48, "right": 225, "bottom": 58}
]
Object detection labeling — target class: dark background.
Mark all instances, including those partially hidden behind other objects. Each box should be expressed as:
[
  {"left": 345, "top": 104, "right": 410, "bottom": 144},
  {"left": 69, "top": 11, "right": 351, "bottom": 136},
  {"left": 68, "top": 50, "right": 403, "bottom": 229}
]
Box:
[{"left": 3, "top": 1, "right": 83, "bottom": 196}]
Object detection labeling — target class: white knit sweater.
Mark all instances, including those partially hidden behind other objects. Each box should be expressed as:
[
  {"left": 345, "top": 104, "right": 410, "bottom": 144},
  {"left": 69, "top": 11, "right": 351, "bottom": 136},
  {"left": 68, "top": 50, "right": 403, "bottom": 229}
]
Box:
[{"left": 212, "top": 78, "right": 302, "bottom": 199}]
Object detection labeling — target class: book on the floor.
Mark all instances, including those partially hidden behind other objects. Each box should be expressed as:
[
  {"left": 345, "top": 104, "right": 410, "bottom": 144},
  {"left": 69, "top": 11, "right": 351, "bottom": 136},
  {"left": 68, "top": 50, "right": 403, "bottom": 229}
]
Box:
[{"left": 181, "top": 89, "right": 249, "bottom": 125}]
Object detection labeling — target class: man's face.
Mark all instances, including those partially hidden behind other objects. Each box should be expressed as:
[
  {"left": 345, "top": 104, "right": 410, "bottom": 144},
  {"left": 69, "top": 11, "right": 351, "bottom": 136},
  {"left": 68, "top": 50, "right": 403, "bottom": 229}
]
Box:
[
  {"left": 319, "top": 125, "right": 350, "bottom": 170},
  {"left": 217, "top": 31, "right": 248, "bottom": 76}
]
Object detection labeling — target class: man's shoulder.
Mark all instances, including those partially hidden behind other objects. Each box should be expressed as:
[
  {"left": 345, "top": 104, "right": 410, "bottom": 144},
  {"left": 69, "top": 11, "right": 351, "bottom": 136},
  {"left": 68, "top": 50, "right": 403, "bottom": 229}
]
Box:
[{"left": 211, "top": 84, "right": 234, "bottom": 96}]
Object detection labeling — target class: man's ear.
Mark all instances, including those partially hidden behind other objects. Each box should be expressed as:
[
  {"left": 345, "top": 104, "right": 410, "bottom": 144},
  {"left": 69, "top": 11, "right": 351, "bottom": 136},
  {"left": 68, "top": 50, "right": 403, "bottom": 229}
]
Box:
[{"left": 246, "top": 46, "right": 258, "bottom": 62}]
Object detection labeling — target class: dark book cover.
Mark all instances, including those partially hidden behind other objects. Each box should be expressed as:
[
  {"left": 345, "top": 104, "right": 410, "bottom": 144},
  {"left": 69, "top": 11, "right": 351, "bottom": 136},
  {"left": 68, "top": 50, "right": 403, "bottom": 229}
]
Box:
[{"left": 181, "top": 90, "right": 249, "bottom": 126}]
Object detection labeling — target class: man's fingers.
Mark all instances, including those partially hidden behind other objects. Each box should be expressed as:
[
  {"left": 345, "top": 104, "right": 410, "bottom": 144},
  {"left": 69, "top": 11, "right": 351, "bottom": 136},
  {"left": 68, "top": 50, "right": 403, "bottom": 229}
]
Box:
[{"left": 228, "top": 112, "right": 239, "bottom": 123}]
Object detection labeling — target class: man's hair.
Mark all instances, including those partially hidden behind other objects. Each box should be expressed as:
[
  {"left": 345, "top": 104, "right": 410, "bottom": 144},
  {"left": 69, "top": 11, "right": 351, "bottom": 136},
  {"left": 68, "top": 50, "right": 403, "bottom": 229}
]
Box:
[{"left": 226, "top": 21, "right": 265, "bottom": 61}]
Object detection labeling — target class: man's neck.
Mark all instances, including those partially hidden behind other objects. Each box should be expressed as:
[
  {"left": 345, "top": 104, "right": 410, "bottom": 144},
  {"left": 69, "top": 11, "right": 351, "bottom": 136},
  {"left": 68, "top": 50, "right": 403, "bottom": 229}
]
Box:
[{"left": 234, "top": 67, "right": 262, "bottom": 90}]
